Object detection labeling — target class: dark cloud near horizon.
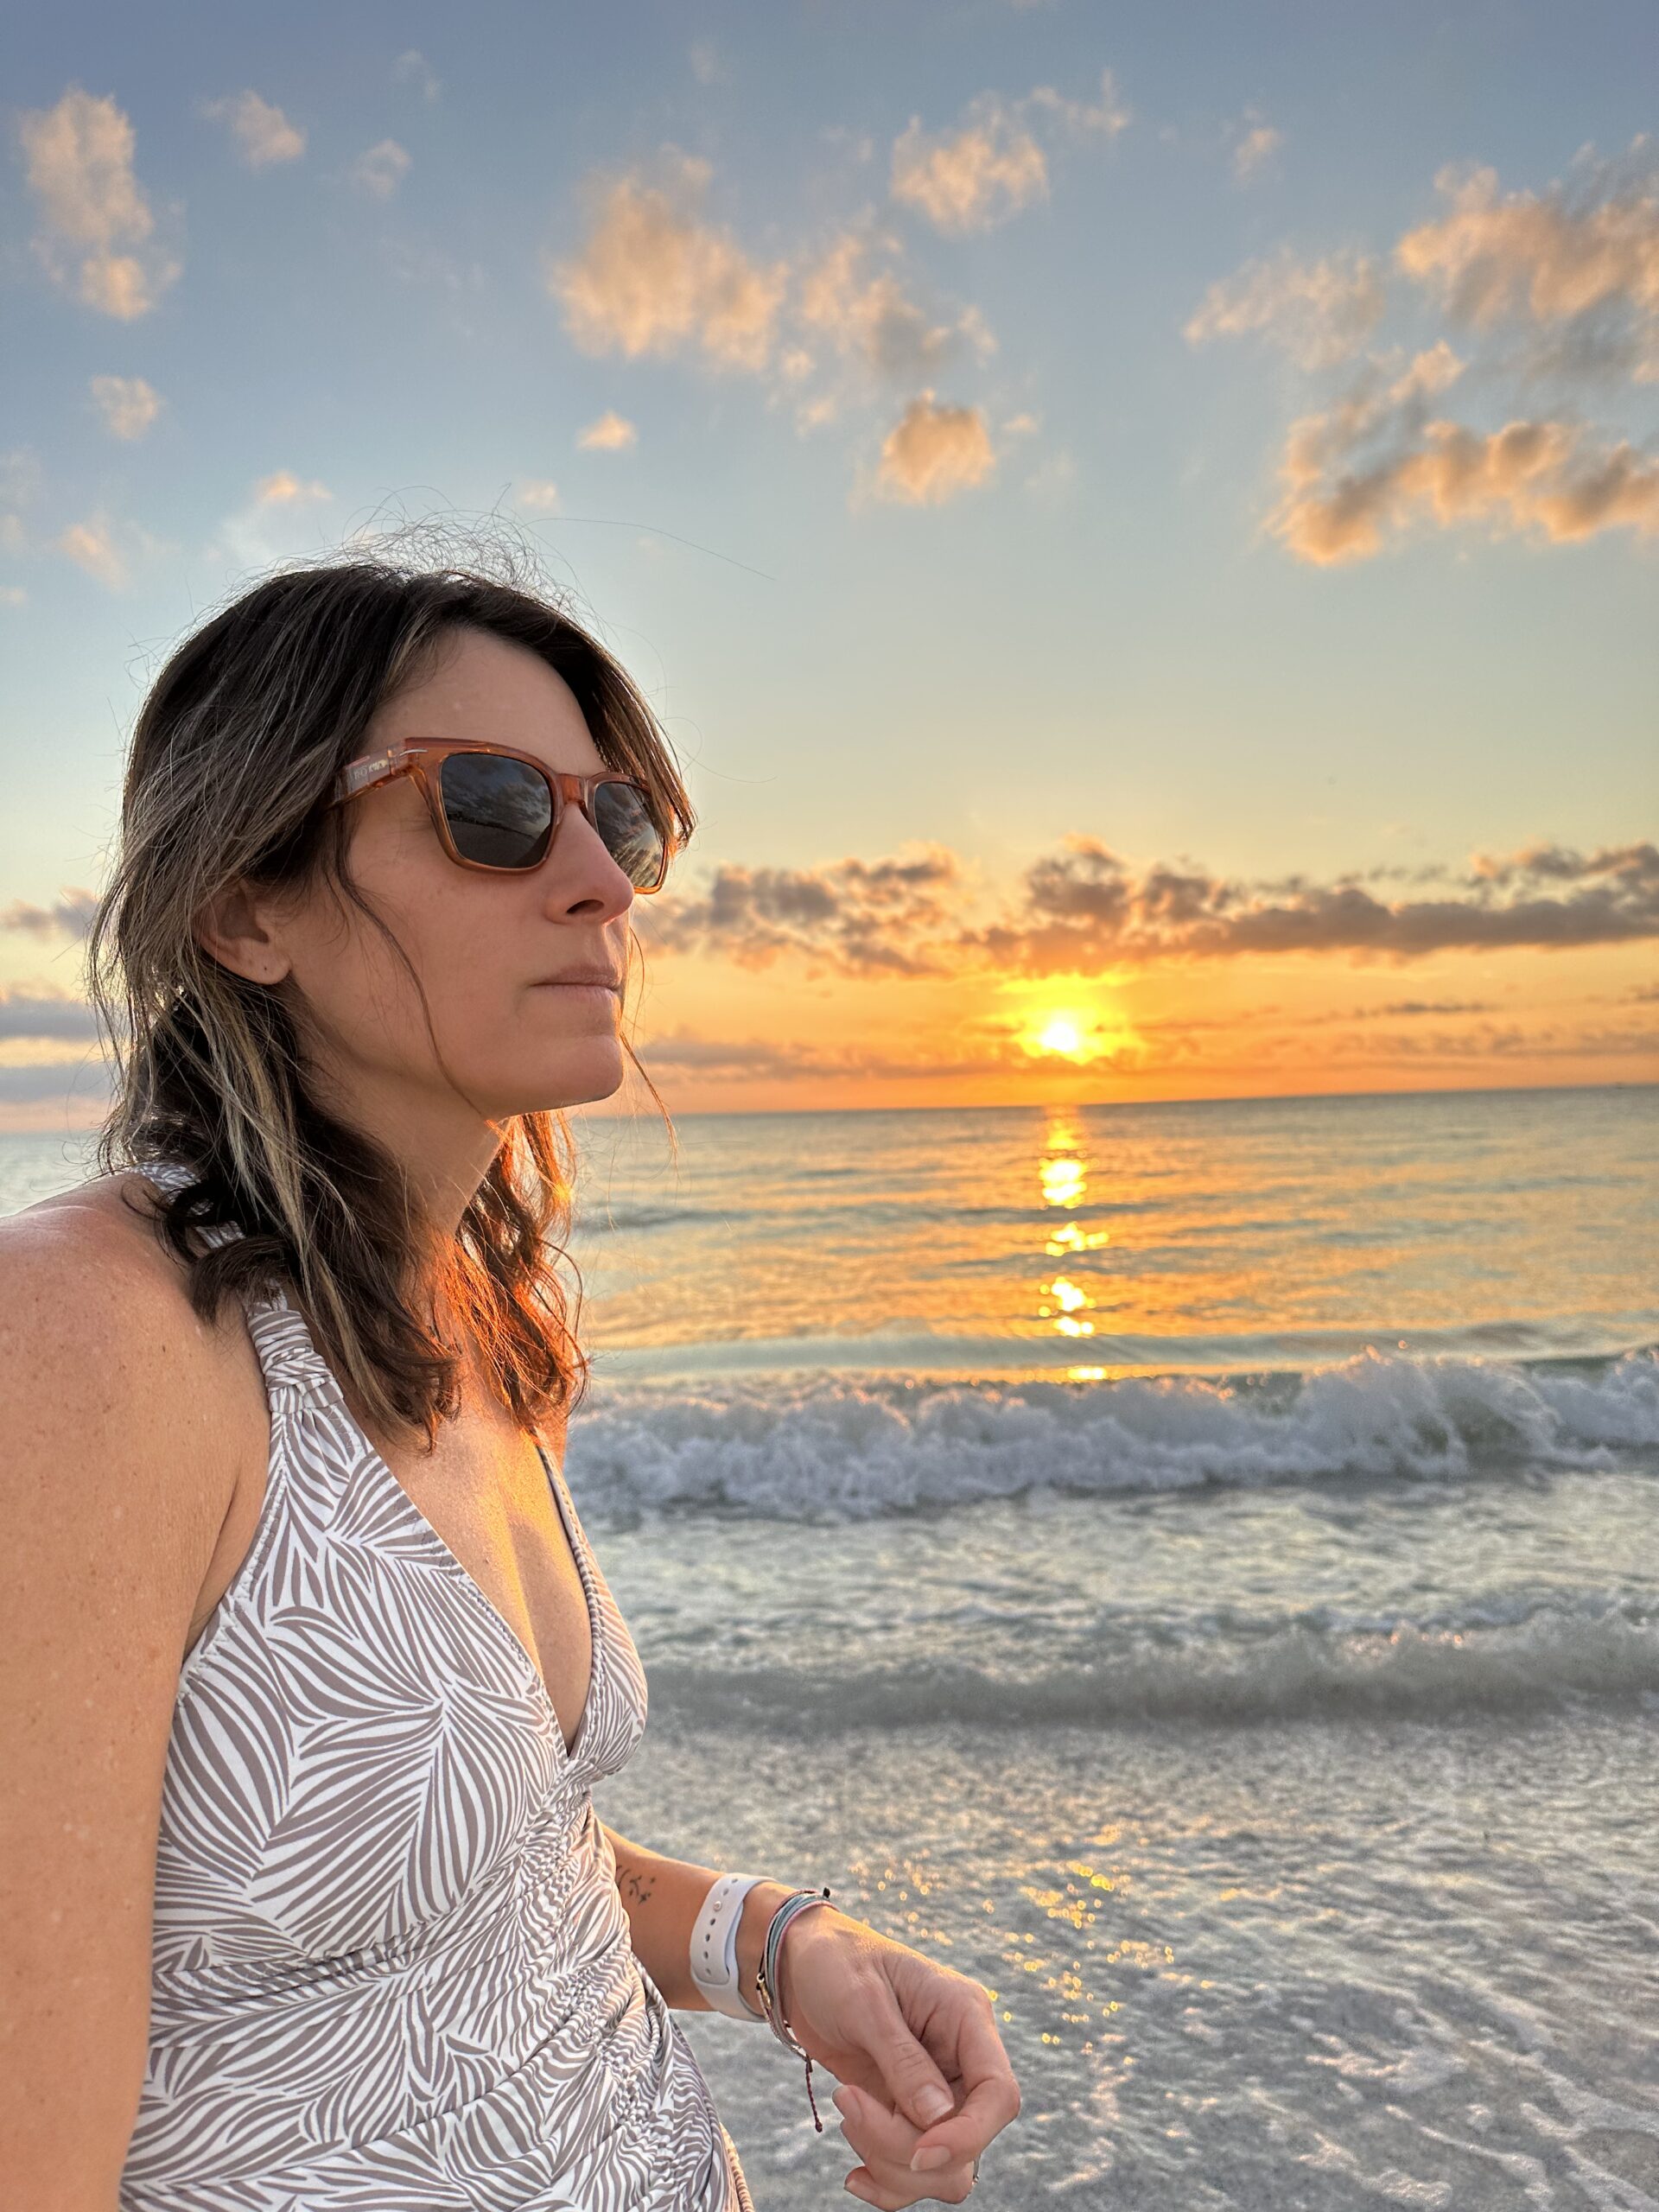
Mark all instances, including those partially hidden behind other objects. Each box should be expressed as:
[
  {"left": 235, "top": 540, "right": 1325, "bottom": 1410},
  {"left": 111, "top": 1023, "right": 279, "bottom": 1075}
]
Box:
[
  {"left": 639, "top": 835, "right": 1659, "bottom": 976},
  {"left": 0, "top": 990, "right": 101, "bottom": 1041},
  {"left": 0, "top": 888, "right": 99, "bottom": 938},
  {"left": 0, "top": 1058, "right": 111, "bottom": 1103},
  {"left": 638, "top": 846, "right": 965, "bottom": 973}
]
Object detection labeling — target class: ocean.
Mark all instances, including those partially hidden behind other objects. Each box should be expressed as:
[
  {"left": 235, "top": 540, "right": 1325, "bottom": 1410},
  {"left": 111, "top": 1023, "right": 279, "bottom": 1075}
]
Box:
[{"left": 5, "top": 1083, "right": 1656, "bottom": 2208}]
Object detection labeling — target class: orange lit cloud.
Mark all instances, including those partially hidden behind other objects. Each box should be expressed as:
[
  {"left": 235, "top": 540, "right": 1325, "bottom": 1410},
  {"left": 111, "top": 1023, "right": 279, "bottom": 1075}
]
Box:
[
  {"left": 200, "top": 90, "right": 306, "bottom": 168},
  {"left": 549, "top": 149, "right": 789, "bottom": 373},
  {"left": 1185, "top": 247, "right": 1385, "bottom": 369},
  {"left": 890, "top": 68, "right": 1128, "bottom": 236},
  {"left": 1396, "top": 147, "right": 1659, "bottom": 377},
  {"left": 1277, "top": 404, "right": 1659, "bottom": 563},
  {"left": 89, "top": 372, "right": 162, "bottom": 440},
  {"left": 798, "top": 230, "right": 991, "bottom": 381},
  {"left": 1194, "top": 142, "right": 1659, "bottom": 559},
  {"left": 576, "top": 410, "right": 637, "bottom": 451},
  {"left": 873, "top": 392, "right": 997, "bottom": 505},
  {"left": 18, "top": 86, "right": 181, "bottom": 319}
]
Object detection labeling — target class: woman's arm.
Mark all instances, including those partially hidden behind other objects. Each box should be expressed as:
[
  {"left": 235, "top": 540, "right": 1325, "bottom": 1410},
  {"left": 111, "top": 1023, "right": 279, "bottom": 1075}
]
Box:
[
  {"left": 604, "top": 1821, "right": 1025, "bottom": 2200},
  {"left": 0, "top": 1208, "right": 243, "bottom": 2208},
  {"left": 600, "top": 1822, "right": 795, "bottom": 2012}
]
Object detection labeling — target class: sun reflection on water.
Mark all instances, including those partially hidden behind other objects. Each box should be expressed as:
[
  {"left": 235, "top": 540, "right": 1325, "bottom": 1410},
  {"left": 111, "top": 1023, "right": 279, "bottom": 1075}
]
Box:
[{"left": 1035, "top": 1111, "right": 1116, "bottom": 1369}]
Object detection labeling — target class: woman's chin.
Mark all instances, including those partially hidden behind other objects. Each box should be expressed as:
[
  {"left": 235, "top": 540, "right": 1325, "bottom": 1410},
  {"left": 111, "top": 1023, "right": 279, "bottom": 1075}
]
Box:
[{"left": 486, "top": 1037, "right": 628, "bottom": 1116}]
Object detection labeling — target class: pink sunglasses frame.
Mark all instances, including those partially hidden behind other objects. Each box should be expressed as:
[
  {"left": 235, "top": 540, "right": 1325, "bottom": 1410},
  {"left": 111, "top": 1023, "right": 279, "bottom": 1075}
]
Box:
[{"left": 328, "top": 737, "right": 671, "bottom": 891}]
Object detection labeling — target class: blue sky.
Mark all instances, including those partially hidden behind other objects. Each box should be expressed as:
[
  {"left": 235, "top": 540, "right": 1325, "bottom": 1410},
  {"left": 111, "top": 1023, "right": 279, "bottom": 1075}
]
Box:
[{"left": 3, "top": 0, "right": 1656, "bottom": 1121}]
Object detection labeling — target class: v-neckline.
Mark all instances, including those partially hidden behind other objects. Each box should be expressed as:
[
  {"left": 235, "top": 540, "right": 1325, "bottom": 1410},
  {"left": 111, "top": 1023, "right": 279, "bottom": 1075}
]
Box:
[
  {"left": 347, "top": 1403, "right": 605, "bottom": 1770},
  {"left": 129, "top": 1162, "right": 604, "bottom": 1770}
]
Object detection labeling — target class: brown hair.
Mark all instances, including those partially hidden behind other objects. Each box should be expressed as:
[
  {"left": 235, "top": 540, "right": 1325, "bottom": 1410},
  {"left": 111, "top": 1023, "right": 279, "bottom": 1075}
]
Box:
[{"left": 86, "top": 527, "right": 695, "bottom": 1448}]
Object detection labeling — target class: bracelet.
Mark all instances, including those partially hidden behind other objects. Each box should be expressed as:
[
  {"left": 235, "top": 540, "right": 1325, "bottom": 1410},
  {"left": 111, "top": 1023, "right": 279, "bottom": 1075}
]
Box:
[{"left": 754, "top": 1886, "right": 835, "bottom": 2131}]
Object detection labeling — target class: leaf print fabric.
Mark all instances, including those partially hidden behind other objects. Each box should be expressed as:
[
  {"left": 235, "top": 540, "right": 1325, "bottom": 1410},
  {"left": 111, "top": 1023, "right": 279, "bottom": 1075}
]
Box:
[{"left": 118, "top": 1162, "right": 752, "bottom": 2212}]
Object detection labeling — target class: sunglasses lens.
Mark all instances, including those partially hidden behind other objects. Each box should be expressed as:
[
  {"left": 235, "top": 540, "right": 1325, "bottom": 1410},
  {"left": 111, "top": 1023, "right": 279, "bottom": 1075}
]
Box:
[
  {"left": 438, "top": 754, "right": 553, "bottom": 868},
  {"left": 594, "top": 779, "right": 670, "bottom": 889}
]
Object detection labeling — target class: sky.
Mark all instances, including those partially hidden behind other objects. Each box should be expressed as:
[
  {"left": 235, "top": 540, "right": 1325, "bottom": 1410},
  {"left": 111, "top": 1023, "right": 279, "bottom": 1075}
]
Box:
[{"left": 2, "top": 0, "right": 1656, "bottom": 1128}]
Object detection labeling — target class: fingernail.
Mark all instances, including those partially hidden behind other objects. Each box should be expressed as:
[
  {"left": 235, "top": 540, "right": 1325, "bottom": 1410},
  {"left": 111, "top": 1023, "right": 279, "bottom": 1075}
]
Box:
[
  {"left": 918, "top": 2086, "right": 953, "bottom": 2122},
  {"left": 911, "top": 2145, "right": 952, "bottom": 2172},
  {"left": 844, "top": 2183, "right": 874, "bottom": 2203}
]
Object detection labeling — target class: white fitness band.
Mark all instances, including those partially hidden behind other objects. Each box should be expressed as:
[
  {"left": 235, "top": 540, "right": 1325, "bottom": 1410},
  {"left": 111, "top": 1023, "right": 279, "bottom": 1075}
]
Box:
[{"left": 690, "top": 1872, "right": 768, "bottom": 2019}]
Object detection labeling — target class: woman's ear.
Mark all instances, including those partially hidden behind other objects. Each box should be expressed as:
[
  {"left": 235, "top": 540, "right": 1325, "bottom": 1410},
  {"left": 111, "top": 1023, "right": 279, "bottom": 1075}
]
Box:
[{"left": 192, "top": 878, "right": 292, "bottom": 985}]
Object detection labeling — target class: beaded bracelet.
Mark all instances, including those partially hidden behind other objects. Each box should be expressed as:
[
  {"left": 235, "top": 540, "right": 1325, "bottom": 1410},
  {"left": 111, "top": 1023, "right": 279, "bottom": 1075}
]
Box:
[{"left": 753, "top": 1885, "right": 835, "bottom": 2130}]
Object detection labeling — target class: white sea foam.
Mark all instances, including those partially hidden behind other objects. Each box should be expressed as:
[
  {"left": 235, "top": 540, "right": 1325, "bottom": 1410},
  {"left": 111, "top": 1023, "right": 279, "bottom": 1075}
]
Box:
[{"left": 565, "top": 1346, "right": 1659, "bottom": 1521}]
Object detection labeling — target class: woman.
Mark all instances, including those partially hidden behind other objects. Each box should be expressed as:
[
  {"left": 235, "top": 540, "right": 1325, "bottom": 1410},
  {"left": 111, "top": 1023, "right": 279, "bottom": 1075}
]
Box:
[{"left": 0, "top": 551, "right": 1020, "bottom": 2209}]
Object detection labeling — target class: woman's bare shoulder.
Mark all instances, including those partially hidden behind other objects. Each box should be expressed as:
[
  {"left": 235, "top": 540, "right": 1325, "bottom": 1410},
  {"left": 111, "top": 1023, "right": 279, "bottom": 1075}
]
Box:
[{"left": 0, "top": 1168, "right": 251, "bottom": 1423}]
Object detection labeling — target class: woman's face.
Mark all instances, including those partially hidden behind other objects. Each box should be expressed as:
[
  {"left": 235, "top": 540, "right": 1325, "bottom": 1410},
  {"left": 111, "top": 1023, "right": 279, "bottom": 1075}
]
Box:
[{"left": 253, "top": 626, "right": 640, "bottom": 1137}]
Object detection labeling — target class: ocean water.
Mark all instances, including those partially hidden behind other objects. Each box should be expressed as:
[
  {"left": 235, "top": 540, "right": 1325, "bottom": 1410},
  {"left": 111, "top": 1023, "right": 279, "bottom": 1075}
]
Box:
[{"left": 5, "top": 1084, "right": 1657, "bottom": 2207}]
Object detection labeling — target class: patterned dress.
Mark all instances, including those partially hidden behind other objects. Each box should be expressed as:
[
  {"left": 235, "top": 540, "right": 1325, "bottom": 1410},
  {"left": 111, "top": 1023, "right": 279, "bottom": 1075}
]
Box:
[{"left": 118, "top": 1164, "right": 754, "bottom": 2211}]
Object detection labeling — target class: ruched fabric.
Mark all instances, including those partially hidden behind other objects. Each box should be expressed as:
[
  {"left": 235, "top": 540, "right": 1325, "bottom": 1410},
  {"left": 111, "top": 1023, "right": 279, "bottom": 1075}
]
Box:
[{"left": 119, "top": 1162, "right": 753, "bottom": 2212}]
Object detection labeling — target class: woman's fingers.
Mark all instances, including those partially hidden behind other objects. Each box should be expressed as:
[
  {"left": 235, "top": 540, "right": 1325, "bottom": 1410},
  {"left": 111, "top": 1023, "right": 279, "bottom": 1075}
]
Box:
[
  {"left": 860, "top": 1979, "right": 962, "bottom": 2133},
  {"left": 906, "top": 1989, "right": 1021, "bottom": 2167},
  {"left": 835, "top": 2084, "right": 979, "bottom": 2207}
]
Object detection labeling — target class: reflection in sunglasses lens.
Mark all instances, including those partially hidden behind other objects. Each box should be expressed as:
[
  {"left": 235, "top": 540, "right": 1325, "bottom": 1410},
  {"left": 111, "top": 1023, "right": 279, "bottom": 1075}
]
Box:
[
  {"left": 594, "top": 780, "right": 668, "bottom": 889},
  {"left": 439, "top": 756, "right": 553, "bottom": 868},
  {"left": 438, "top": 756, "right": 668, "bottom": 883}
]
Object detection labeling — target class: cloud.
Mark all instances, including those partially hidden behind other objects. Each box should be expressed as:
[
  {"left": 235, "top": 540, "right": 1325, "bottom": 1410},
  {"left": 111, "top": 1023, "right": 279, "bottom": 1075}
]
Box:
[
  {"left": 0, "top": 988, "right": 99, "bottom": 1041},
  {"left": 1204, "top": 143, "right": 1659, "bottom": 562},
  {"left": 891, "top": 100, "right": 1048, "bottom": 236},
  {"left": 577, "top": 410, "right": 638, "bottom": 451},
  {"left": 1185, "top": 247, "right": 1386, "bottom": 369},
  {"left": 798, "top": 227, "right": 992, "bottom": 380},
  {"left": 549, "top": 148, "right": 788, "bottom": 373},
  {"left": 516, "top": 480, "right": 560, "bottom": 512},
  {"left": 1, "top": 446, "right": 44, "bottom": 553},
  {"left": 254, "top": 470, "right": 331, "bottom": 505},
  {"left": 351, "top": 139, "right": 412, "bottom": 200},
  {"left": 547, "top": 149, "right": 1000, "bottom": 493},
  {"left": 1395, "top": 143, "right": 1659, "bottom": 378},
  {"left": 1272, "top": 341, "right": 1659, "bottom": 563},
  {"left": 0, "top": 1059, "right": 111, "bottom": 1107},
  {"left": 1233, "top": 117, "right": 1283, "bottom": 185},
  {"left": 200, "top": 90, "right": 305, "bottom": 168},
  {"left": 54, "top": 509, "right": 153, "bottom": 588},
  {"left": 638, "top": 1029, "right": 1020, "bottom": 1084},
  {"left": 969, "top": 836, "right": 1659, "bottom": 972},
  {"left": 1298, "top": 996, "right": 1499, "bottom": 1027},
  {"left": 89, "top": 372, "right": 162, "bottom": 439},
  {"left": 204, "top": 474, "right": 332, "bottom": 571},
  {"left": 1027, "top": 69, "right": 1132, "bottom": 141},
  {"left": 0, "top": 888, "right": 99, "bottom": 938},
  {"left": 890, "top": 67, "right": 1128, "bottom": 237},
  {"left": 640, "top": 835, "right": 1659, "bottom": 979},
  {"left": 17, "top": 85, "right": 181, "bottom": 318},
  {"left": 874, "top": 392, "right": 997, "bottom": 505},
  {"left": 638, "top": 844, "right": 968, "bottom": 973},
  {"left": 689, "top": 40, "right": 724, "bottom": 86},
  {"left": 392, "top": 50, "right": 442, "bottom": 103}
]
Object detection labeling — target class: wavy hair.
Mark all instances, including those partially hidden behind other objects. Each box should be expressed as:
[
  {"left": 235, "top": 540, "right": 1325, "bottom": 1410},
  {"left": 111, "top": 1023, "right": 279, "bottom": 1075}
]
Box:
[{"left": 86, "top": 530, "right": 694, "bottom": 1449}]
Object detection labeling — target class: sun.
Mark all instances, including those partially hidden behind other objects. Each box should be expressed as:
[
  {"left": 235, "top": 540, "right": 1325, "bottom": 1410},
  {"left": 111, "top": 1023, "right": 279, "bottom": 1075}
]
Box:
[{"left": 1012, "top": 994, "right": 1143, "bottom": 1068}]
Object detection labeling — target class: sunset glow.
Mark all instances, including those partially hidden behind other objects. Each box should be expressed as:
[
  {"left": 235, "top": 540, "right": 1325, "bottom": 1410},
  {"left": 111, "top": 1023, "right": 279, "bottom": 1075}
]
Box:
[{"left": 0, "top": 15, "right": 1652, "bottom": 1130}]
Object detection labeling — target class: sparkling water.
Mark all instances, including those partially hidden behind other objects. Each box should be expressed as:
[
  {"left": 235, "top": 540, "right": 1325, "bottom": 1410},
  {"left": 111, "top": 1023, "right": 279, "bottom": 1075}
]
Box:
[{"left": 6, "top": 1084, "right": 1656, "bottom": 2205}]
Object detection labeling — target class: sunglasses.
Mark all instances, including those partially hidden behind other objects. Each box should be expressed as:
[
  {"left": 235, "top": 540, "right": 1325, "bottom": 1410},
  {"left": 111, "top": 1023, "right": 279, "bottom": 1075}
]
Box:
[{"left": 328, "top": 739, "right": 673, "bottom": 891}]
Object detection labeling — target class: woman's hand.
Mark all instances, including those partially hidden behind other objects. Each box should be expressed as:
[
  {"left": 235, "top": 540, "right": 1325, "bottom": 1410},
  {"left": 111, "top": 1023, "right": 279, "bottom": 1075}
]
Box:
[{"left": 768, "top": 1904, "right": 1020, "bottom": 2207}]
